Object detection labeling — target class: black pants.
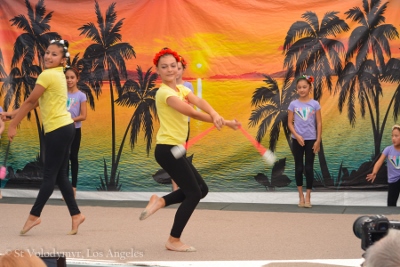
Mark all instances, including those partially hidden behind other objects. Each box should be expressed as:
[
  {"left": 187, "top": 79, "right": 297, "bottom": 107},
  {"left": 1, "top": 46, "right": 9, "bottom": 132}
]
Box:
[
  {"left": 292, "top": 138, "right": 316, "bottom": 190},
  {"left": 30, "top": 123, "right": 80, "bottom": 217},
  {"left": 69, "top": 128, "right": 81, "bottom": 188},
  {"left": 388, "top": 179, "right": 400, "bottom": 206},
  {"left": 155, "top": 144, "right": 208, "bottom": 238}
]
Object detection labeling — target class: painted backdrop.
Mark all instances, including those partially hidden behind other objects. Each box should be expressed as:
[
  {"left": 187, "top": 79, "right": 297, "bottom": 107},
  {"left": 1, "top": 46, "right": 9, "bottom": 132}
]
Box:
[{"left": 0, "top": 0, "right": 400, "bottom": 193}]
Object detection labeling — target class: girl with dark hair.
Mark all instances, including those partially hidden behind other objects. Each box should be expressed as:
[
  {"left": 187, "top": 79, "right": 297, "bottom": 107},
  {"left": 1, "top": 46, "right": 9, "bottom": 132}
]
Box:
[
  {"left": 288, "top": 75, "right": 322, "bottom": 208},
  {"left": 367, "top": 125, "right": 400, "bottom": 206},
  {"left": 65, "top": 67, "right": 87, "bottom": 198},
  {"left": 2, "top": 39, "right": 85, "bottom": 235}
]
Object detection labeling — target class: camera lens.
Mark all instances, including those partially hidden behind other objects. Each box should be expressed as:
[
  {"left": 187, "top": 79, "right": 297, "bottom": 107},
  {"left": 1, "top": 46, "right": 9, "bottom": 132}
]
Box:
[{"left": 353, "top": 216, "right": 370, "bottom": 239}]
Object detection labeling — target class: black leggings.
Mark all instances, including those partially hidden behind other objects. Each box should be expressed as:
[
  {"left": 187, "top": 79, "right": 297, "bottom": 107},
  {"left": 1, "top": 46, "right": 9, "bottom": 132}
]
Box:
[
  {"left": 69, "top": 128, "right": 81, "bottom": 188},
  {"left": 292, "top": 138, "right": 316, "bottom": 190},
  {"left": 388, "top": 179, "right": 400, "bottom": 206},
  {"left": 30, "top": 123, "right": 80, "bottom": 217},
  {"left": 155, "top": 144, "right": 208, "bottom": 238}
]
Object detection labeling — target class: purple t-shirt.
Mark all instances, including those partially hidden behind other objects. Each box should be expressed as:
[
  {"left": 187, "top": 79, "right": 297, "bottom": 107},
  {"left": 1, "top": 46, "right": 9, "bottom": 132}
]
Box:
[
  {"left": 382, "top": 145, "right": 400, "bottom": 183},
  {"left": 288, "top": 99, "right": 320, "bottom": 140},
  {"left": 183, "top": 81, "right": 194, "bottom": 122},
  {"left": 67, "top": 91, "right": 87, "bottom": 129},
  {"left": 183, "top": 81, "right": 194, "bottom": 92}
]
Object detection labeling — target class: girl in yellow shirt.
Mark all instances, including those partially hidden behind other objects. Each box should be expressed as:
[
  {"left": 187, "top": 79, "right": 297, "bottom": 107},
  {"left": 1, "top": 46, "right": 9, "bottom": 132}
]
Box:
[
  {"left": 3, "top": 39, "right": 85, "bottom": 235},
  {"left": 139, "top": 47, "right": 240, "bottom": 252}
]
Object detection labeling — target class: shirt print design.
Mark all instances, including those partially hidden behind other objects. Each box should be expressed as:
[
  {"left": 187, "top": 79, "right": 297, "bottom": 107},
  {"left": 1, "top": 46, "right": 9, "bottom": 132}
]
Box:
[
  {"left": 67, "top": 97, "right": 79, "bottom": 111},
  {"left": 294, "top": 107, "right": 315, "bottom": 121},
  {"left": 388, "top": 155, "right": 400, "bottom": 169}
]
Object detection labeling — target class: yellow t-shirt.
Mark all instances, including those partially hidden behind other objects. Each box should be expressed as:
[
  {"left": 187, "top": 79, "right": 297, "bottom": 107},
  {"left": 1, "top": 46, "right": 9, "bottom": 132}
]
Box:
[
  {"left": 156, "top": 83, "right": 192, "bottom": 145},
  {"left": 36, "top": 67, "right": 73, "bottom": 133}
]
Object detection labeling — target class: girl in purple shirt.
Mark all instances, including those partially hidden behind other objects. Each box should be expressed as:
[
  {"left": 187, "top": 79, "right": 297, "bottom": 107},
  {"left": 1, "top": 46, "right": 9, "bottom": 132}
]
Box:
[
  {"left": 367, "top": 125, "right": 400, "bottom": 206},
  {"left": 65, "top": 67, "right": 87, "bottom": 198},
  {"left": 288, "top": 75, "right": 322, "bottom": 208}
]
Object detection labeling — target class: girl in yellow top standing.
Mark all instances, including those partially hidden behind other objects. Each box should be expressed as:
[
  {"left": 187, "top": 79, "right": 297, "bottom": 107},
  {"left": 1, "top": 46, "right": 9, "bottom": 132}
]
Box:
[
  {"left": 2, "top": 39, "right": 85, "bottom": 235},
  {"left": 139, "top": 47, "right": 240, "bottom": 252}
]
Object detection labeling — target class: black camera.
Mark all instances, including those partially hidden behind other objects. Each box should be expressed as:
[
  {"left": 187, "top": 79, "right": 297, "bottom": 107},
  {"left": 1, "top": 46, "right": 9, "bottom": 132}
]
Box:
[{"left": 353, "top": 215, "right": 400, "bottom": 251}]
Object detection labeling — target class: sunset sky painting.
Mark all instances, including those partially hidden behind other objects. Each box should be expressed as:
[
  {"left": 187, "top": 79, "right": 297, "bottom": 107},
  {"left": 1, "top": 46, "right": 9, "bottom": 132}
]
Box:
[{"left": 1, "top": 0, "right": 398, "bottom": 78}]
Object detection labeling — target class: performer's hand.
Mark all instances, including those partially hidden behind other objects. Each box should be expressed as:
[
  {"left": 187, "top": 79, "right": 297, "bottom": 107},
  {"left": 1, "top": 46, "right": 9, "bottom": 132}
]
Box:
[
  {"left": 225, "top": 119, "right": 241, "bottom": 130},
  {"left": 0, "top": 112, "right": 12, "bottom": 121},
  {"left": 8, "top": 124, "right": 17, "bottom": 142},
  {"left": 366, "top": 173, "right": 376, "bottom": 183},
  {"left": 296, "top": 135, "right": 305, "bottom": 146},
  {"left": 313, "top": 140, "right": 320, "bottom": 153}
]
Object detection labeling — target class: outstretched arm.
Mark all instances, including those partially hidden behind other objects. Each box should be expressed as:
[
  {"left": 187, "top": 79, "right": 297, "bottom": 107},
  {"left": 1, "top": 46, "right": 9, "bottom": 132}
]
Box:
[
  {"left": 167, "top": 93, "right": 224, "bottom": 130},
  {"left": 1, "top": 101, "right": 39, "bottom": 122},
  {"left": 8, "top": 84, "right": 45, "bottom": 141}
]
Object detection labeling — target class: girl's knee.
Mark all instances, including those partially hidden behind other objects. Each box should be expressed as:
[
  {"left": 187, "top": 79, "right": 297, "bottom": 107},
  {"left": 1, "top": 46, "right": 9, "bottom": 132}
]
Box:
[{"left": 187, "top": 189, "right": 202, "bottom": 203}]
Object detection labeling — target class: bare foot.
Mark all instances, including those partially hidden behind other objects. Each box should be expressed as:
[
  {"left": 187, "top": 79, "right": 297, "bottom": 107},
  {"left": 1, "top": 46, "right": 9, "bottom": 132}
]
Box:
[
  {"left": 139, "top": 195, "right": 164, "bottom": 220},
  {"left": 68, "top": 213, "right": 85, "bottom": 235},
  {"left": 166, "top": 237, "right": 196, "bottom": 252},
  {"left": 20, "top": 215, "right": 41, "bottom": 235}
]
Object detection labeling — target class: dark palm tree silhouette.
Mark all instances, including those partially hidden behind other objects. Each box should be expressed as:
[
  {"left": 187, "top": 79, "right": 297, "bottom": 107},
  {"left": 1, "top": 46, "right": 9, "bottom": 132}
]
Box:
[
  {"left": 335, "top": 0, "right": 399, "bottom": 158},
  {"left": 102, "top": 66, "right": 158, "bottom": 191},
  {"left": 382, "top": 58, "right": 400, "bottom": 126},
  {"left": 283, "top": 11, "right": 349, "bottom": 99},
  {"left": 78, "top": 0, "right": 136, "bottom": 190},
  {"left": 282, "top": 10, "right": 349, "bottom": 182},
  {"left": 10, "top": 0, "right": 60, "bottom": 69},
  {"left": 115, "top": 66, "right": 158, "bottom": 154},
  {"left": 248, "top": 69, "right": 296, "bottom": 189},
  {"left": 249, "top": 68, "right": 296, "bottom": 152},
  {"left": 5, "top": 0, "right": 60, "bottom": 164},
  {"left": 344, "top": 0, "right": 398, "bottom": 72}
]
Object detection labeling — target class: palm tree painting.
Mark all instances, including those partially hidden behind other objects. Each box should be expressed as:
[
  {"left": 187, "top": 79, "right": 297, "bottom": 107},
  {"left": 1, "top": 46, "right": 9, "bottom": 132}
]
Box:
[
  {"left": 248, "top": 69, "right": 300, "bottom": 190},
  {"left": 336, "top": 0, "right": 399, "bottom": 158},
  {"left": 78, "top": 0, "right": 136, "bottom": 190},
  {"left": 249, "top": 68, "right": 296, "bottom": 152},
  {"left": 102, "top": 66, "right": 158, "bottom": 191}
]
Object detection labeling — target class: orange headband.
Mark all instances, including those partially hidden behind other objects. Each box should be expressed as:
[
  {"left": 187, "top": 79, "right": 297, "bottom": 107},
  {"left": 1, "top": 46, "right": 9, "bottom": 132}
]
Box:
[{"left": 153, "top": 47, "right": 180, "bottom": 66}]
